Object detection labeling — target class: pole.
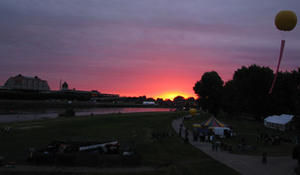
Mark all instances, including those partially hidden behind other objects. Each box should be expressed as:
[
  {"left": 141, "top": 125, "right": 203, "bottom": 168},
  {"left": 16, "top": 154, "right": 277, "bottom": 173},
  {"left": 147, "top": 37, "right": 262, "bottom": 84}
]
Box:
[{"left": 269, "top": 40, "right": 285, "bottom": 94}]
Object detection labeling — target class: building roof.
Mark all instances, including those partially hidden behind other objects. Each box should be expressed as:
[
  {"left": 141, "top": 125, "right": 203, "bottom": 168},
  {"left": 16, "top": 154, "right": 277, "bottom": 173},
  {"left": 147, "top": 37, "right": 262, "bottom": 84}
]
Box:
[
  {"left": 264, "top": 114, "right": 294, "bottom": 125},
  {"left": 13, "top": 74, "right": 42, "bottom": 80}
]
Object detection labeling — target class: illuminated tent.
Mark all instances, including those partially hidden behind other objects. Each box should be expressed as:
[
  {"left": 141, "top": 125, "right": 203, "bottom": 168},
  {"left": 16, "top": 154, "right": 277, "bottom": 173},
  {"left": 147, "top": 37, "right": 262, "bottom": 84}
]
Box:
[{"left": 201, "top": 117, "right": 226, "bottom": 128}]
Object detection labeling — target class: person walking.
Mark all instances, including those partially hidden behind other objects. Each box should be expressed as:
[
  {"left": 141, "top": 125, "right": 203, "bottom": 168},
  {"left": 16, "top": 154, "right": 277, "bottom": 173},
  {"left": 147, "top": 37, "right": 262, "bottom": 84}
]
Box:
[
  {"left": 193, "top": 128, "right": 197, "bottom": 141},
  {"left": 210, "top": 135, "right": 214, "bottom": 143},
  {"left": 215, "top": 141, "right": 219, "bottom": 152},
  {"left": 184, "top": 128, "right": 189, "bottom": 143},
  {"left": 205, "top": 135, "right": 208, "bottom": 142},
  {"left": 179, "top": 123, "right": 183, "bottom": 137},
  {"left": 262, "top": 152, "right": 267, "bottom": 164},
  {"left": 199, "top": 132, "right": 203, "bottom": 143}
]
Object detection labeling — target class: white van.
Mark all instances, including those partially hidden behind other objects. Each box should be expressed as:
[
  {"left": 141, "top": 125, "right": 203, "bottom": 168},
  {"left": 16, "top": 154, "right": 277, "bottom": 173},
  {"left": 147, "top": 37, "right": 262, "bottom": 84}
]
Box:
[{"left": 211, "top": 127, "right": 231, "bottom": 138}]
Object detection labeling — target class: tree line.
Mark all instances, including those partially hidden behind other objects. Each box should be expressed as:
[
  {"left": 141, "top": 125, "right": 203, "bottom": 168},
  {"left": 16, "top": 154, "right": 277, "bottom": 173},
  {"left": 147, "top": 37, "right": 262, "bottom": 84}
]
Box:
[{"left": 193, "top": 64, "right": 300, "bottom": 120}]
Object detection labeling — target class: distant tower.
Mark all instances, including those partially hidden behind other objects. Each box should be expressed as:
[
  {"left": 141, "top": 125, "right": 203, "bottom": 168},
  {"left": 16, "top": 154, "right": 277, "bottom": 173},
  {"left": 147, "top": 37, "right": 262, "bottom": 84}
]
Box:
[{"left": 61, "top": 81, "right": 69, "bottom": 91}]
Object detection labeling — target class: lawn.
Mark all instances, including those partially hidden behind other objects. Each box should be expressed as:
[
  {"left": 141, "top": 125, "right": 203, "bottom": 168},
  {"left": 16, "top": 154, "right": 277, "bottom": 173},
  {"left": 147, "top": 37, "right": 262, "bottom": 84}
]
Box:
[
  {"left": 184, "top": 111, "right": 297, "bottom": 156},
  {"left": 0, "top": 112, "right": 239, "bottom": 175}
]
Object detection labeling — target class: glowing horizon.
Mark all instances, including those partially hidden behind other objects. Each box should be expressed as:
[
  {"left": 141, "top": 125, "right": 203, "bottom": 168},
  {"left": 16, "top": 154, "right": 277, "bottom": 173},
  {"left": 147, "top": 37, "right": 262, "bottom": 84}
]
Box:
[{"left": 153, "top": 91, "right": 196, "bottom": 100}]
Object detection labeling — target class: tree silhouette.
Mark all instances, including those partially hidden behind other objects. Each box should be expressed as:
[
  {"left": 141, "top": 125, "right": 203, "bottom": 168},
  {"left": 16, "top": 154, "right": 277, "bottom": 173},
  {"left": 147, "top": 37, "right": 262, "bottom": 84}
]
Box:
[
  {"left": 173, "top": 96, "right": 186, "bottom": 110},
  {"left": 230, "top": 65, "right": 273, "bottom": 119},
  {"left": 193, "top": 71, "right": 223, "bottom": 117},
  {"left": 194, "top": 65, "right": 300, "bottom": 120}
]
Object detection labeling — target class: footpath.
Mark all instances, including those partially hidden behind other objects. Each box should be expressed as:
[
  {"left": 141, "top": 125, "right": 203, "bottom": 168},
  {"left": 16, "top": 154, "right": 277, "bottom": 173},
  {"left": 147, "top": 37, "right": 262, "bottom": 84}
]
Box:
[{"left": 172, "top": 117, "right": 297, "bottom": 175}]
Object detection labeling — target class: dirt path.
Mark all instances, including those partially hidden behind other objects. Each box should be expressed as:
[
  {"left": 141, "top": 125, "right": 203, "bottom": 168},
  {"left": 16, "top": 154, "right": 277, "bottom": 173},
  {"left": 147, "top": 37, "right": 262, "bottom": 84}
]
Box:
[{"left": 172, "top": 117, "right": 298, "bottom": 175}]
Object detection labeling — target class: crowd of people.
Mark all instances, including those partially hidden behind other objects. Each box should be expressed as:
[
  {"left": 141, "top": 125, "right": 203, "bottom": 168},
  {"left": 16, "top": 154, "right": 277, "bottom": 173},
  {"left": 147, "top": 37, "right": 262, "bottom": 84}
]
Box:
[
  {"left": 178, "top": 120, "right": 270, "bottom": 164},
  {"left": 256, "top": 133, "right": 282, "bottom": 145},
  {"left": 179, "top": 122, "right": 235, "bottom": 153}
]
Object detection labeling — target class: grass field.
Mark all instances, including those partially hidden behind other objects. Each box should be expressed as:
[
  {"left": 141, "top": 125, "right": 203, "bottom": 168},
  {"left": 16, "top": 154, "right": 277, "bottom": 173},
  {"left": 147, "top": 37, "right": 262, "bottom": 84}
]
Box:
[
  {"left": 0, "top": 112, "right": 239, "bottom": 175},
  {"left": 184, "top": 111, "right": 297, "bottom": 156}
]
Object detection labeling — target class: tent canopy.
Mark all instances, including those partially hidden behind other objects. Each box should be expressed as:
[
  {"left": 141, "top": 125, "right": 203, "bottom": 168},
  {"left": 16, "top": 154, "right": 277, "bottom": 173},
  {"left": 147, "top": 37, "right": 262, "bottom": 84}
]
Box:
[
  {"left": 264, "top": 114, "right": 294, "bottom": 125},
  {"left": 201, "top": 117, "right": 226, "bottom": 128}
]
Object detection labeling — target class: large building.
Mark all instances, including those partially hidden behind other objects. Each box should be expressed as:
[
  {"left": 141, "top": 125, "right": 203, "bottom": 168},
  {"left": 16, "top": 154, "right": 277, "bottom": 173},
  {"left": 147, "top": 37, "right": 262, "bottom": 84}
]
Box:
[{"left": 4, "top": 74, "right": 50, "bottom": 91}]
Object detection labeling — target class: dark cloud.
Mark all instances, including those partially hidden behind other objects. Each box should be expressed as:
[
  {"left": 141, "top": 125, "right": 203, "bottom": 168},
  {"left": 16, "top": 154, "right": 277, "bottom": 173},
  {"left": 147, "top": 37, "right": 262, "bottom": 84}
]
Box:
[{"left": 0, "top": 0, "right": 299, "bottom": 96}]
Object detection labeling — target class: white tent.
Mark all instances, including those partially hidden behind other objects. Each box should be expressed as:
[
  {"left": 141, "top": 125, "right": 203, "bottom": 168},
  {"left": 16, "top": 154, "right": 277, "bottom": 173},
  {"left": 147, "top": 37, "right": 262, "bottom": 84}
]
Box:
[{"left": 264, "top": 114, "right": 294, "bottom": 131}]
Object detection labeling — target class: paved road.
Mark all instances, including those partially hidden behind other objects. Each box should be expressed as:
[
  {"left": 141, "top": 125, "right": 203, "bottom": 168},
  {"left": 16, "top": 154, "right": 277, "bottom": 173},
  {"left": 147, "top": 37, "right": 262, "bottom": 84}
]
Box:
[{"left": 172, "top": 117, "right": 298, "bottom": 175}]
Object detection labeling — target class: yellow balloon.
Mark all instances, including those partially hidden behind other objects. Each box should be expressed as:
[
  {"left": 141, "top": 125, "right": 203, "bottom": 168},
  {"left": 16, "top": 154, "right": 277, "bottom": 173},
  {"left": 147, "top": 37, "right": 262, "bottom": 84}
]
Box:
[
  {"left": 275, "top": 10, "right": 297, "bottom": 31},
  {"left": 189, "top": 108, "right": 197, "bottom": 116}
]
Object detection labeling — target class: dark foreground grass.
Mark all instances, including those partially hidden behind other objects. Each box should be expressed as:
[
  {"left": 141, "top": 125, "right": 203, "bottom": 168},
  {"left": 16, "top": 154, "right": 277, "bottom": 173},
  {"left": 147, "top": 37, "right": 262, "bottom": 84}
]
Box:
[
  {"left": 0, "top": 112, "right": 239, "bottom": 175},
  {"left": 184, "top": 111, "right": 296, "bottom": 156}
]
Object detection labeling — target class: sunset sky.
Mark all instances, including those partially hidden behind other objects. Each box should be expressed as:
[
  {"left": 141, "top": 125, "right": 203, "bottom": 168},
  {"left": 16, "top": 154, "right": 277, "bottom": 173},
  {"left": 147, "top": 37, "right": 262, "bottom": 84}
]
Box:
[{"left": 0, "top": 0, "right": 299, "bottom": 99}]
